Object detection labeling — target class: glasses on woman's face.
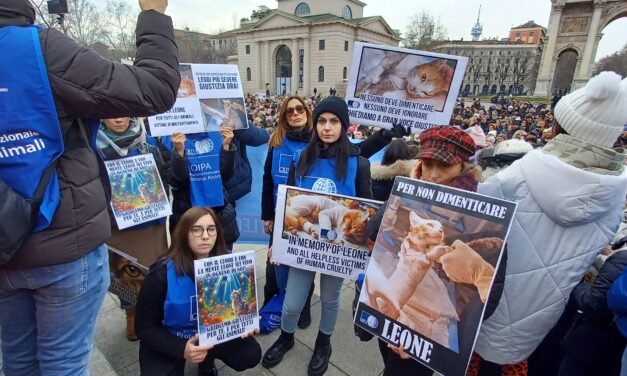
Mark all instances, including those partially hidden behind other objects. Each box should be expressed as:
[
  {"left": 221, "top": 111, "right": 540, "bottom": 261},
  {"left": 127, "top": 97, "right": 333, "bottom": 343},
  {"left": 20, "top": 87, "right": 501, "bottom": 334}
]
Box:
[
  {"left": 190, "top": 225, "right": 217, "bottom": 237},
  {"left": 285, "top": 105, "right": 305, "bottom": 117}
]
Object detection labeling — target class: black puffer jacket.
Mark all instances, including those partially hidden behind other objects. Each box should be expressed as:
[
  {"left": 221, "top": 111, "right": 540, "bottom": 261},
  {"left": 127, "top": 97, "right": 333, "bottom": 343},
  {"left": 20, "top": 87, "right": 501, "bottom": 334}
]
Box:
[{"left": 0, "top": 0, "right": 180, "bottom": 269}]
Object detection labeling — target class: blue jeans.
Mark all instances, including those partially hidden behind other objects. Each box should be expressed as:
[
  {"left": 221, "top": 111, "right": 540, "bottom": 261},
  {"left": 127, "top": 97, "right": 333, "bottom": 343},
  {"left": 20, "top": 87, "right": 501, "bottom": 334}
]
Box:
[
  {"left": 0, "top": 245, "right": 109, "bottom": 376},
  {"left": 281, "top": 266, "right": 343, "bottom": 335}
]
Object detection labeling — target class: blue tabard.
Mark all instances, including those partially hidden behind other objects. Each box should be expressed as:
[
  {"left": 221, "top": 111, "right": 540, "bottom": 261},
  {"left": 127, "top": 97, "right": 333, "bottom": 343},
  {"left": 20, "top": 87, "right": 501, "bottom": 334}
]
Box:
[
  {"left": 0, "top": 26, "right": 64, "bottom": 231},
  {"left": 163, "top": 132, "right": 224, "bottom": 207},
  {"left": 271, "top": 137, "right": 307, "bottom": 203},
  {"left": 293, "top": 151, "right": 358, "bottom": 197},
  {"left": 163, "top": 259, "right": 197, "bottom": 339}
]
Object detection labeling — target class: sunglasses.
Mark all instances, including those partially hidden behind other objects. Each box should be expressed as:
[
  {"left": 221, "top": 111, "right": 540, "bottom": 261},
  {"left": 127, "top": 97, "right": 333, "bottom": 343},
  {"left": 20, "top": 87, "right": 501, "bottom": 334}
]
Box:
[{"left": 285, "top": 105, "right": 305, "bottom": 117}]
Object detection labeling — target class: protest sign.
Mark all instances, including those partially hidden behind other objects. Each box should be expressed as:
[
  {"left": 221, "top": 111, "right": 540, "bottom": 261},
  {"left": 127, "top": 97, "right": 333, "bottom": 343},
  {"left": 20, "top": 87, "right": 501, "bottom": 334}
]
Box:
[
  {"left": 272, "top": 185, "right": 383, "bottom": 280},
  {"left": 107, "top": 246, "right": 149, "bottom": 307},
  {"left": 355, "top": 177, "right": 516, "bottom": 375},
  {"left": 148, "top": 64, "right": 247, "bottom": 136},
  {"left": 105, "top": 154, "right": 171, "bottom": 230},
  {"left": 195, "top": 251, "right": 259, "bottom": 346},
  {"left": 346, "top": 42, "right": 468, "bottom": 134}
]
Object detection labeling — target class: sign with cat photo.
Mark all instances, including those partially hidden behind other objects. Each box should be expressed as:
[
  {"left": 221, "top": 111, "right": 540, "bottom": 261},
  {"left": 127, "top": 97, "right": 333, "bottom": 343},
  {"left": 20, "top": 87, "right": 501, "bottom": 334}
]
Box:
[
  {"left": 346, "top": 42, "right": 468, "bottom": 134},
  {"left": 272, "top": 185, "right": 383, "bottom": 280},
  {"left": 194, "top": 251, "right": 259, "bottom": 346},
  {"left": 147, "top": 64, "right": 248, "bottom": 137},
  {"left": 355, "top": 177, "right": 516, "bottom": 376},
  {"left": 104, "top": 153, "right": 172, "bottom": 230},
  {"left": 107, "top": 245, "right": 149, "bottom": 307}
]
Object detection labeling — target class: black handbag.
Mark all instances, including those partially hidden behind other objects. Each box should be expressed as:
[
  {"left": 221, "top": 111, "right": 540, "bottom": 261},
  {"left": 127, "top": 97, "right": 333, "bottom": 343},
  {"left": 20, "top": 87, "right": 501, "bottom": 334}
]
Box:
[{"left": 0, "top": 161, "right": 58, "bottom": 265}]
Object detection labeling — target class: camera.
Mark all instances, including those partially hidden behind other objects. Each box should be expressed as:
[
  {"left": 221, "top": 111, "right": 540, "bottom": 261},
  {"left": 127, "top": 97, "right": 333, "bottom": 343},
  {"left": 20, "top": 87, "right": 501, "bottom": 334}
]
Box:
[{"left": 47, "top": 0, "right": 69, "bottom": 14}]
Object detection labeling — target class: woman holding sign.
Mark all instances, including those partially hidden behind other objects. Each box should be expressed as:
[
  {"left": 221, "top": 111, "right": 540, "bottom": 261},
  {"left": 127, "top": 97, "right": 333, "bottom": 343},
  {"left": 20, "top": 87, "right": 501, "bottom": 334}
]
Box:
[
  {"left": 262, "top": 96, "right": 372, "bottom": 376},
  {"left": 261, "top": 96, "right": 316, "bottom": 329},
  {"left": 162, "top": 125, "right": 239, "bottom": 250},
  {"left": 135, "top": 207, "right": 261, "bottom": 376},
  {"left": 97, "top": 117, "right": 169, "bottom": 341}
]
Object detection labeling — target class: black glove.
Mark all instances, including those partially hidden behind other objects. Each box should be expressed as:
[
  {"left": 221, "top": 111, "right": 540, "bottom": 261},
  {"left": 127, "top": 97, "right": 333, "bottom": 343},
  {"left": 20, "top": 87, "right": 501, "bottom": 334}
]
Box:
[{"left": 388, "top": 122, "right": 411, "bottom": 139}]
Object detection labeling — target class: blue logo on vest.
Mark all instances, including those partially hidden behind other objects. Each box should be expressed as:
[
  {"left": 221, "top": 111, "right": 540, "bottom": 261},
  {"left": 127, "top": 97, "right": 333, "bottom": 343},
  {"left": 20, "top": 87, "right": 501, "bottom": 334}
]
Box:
[
  {"left": 311, "top": 178, "right": 337, "bottom": 194},
  {"left": 278, "top": 153, "right": 292, "bottom": 174}
]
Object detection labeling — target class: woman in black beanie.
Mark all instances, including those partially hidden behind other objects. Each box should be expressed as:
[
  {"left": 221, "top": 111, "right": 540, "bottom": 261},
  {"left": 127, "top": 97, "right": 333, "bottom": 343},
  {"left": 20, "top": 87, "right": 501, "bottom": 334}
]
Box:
[{"left": 262, "top": 96, "right": 372, "bottom": 376}]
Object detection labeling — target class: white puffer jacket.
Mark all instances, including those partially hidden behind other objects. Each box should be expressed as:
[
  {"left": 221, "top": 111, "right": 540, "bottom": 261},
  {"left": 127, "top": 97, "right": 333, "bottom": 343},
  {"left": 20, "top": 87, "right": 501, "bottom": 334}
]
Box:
[{"left": 474, "top": 148, "right": 627, "bottom": 364}]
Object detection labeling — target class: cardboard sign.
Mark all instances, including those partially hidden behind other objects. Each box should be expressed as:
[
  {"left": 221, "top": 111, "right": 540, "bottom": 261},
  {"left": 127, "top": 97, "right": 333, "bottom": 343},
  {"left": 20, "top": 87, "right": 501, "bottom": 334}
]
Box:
[
  {"left": 355, "top": 177, "right": 516, "bottom": 375},
  {"left": 272, "top": 185, "right": 383, "bottom": 280},
  {"left": 107, "top": 246, "right": 149, "bottom": 307},
  {"left": 346, "top": 42, "right": 468, "bottom": 134},
  {"left": 195, "top": 251, "right": 259, "bottom": 346},
  {"left": 105, "top": 154, "right": 171, "bottom": 230},
  {"left": 148, "top": 64, "right": 248, "bottom": 136}
]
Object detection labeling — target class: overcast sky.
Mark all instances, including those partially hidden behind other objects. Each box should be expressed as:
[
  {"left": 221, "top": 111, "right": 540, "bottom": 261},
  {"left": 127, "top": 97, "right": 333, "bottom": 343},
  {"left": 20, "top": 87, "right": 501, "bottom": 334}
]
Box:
[{"left": 165, "top": 0, "right": 626, "bottom": 61}]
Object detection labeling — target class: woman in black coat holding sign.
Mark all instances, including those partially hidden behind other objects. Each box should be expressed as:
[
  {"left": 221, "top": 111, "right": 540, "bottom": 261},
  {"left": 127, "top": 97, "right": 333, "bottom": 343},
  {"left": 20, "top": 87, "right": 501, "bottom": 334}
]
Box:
[{"left": 135, "top": 207, "right": 261, "bottom": 376}]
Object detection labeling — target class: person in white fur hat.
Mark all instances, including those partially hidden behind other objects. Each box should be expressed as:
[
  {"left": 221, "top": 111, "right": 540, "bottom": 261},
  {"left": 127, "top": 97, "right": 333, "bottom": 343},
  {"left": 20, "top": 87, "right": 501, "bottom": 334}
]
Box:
[{"left": 469, "top": 71, "right": 627, "bottom": 375}]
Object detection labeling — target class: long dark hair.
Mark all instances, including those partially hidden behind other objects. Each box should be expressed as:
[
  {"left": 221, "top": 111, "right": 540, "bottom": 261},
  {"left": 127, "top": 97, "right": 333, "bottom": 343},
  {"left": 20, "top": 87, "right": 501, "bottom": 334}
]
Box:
[
  {"left": 164, "top": 207, "right": 227, "bottom": 277},
  {"left": 269, "top": 96, "right": 313, "bottom": 148},
  {"left": 381, "top": 139, "right": 410, "bottom": 166},
  {"left": 297, "top": 127, "right": 351, "bottom": 181}
]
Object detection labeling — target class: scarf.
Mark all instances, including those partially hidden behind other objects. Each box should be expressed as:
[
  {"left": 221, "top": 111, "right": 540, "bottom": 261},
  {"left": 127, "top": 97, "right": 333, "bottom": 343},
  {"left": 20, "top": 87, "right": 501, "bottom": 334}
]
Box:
[{"left": 96, "top": 119, "right": 147, "bottom": 159}]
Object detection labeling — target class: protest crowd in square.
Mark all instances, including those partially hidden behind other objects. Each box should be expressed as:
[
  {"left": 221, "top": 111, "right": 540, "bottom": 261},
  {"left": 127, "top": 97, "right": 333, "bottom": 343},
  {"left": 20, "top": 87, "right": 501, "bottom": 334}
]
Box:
[{"left": 1, "top": 0, "right": 627, "bottom": 376}]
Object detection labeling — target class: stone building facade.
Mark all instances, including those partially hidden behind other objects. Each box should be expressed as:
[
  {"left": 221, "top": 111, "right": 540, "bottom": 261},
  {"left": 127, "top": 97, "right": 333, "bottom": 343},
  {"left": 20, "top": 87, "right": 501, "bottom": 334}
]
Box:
[
  {"left": 232, "top": 0, "right": 400, "bottom": 96},
  {"left": 433, "top": 22, "right": 545, "bottom": 96}
]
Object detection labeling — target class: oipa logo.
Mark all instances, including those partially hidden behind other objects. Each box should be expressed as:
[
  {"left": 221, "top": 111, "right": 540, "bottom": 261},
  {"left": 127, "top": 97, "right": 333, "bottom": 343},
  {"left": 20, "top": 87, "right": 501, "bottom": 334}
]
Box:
[
  {"left": 360, "top": 310, "right": 379, "bottom": 329},
  {"left": 311, "top": 178, "right": 337, "bottom": 194},
  {"left": 195, "top": 139, "right": 214, "bottom": 154}
]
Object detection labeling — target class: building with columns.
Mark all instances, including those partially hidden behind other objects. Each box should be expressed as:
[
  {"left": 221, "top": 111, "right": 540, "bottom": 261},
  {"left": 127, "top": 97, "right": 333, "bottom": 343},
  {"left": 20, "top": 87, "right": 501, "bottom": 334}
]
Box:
[
  {"left": 534, "top": 0, "right": 627, "bottom": 96},
  {"left": 232, "top": 0, "right": 400, "bottom": 96}
]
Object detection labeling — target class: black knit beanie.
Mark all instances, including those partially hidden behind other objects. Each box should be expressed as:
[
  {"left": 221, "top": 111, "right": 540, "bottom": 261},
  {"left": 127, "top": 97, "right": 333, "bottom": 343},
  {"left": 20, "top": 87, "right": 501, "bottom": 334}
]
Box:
[{"left": 313, "top": 96, "right": 350, "bottom": 131}]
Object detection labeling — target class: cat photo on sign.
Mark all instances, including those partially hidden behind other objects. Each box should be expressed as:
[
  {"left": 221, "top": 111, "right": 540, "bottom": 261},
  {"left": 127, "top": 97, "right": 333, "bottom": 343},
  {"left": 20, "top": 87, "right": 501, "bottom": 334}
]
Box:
[
  {"left": 282, "top": 189, "right": 377, "bottom": 250},
  {"left": 354, "top": 47, "right": 456, "bottom": 112},
  {"left": 178, "top": 64, "right": 196, "bottom": 98},
  {"left": 360, "top": 194, "right": 506, "bottom": 353}
]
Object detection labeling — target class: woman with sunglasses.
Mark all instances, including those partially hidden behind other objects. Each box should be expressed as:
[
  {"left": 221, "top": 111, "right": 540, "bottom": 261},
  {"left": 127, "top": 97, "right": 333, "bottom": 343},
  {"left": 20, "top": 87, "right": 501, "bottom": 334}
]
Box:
[
  {"left": 135, "top": 207, "right": 262, "bottom": 376},
  {"left": 261, "top": 96, "right": 316, "bottom": 328},
  {"left": 262, "top": 96, "right": 372, "bottom": 376}
]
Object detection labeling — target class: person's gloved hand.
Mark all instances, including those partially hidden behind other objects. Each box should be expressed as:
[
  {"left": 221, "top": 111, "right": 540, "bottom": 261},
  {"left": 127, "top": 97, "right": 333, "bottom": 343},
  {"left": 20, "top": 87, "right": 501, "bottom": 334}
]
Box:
[
  {"left": 438, "top": 240, "right": 495, "bottom": 303},
  {"left": 380, "top": 122, "right": 411, "bottom": 142}
]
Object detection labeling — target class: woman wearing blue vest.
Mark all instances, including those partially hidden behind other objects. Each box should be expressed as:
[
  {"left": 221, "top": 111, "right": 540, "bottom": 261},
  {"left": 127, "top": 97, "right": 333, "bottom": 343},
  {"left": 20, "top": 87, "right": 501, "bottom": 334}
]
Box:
[
  {"left": 162, "top": 126, "right": 239, "bottom": 250},
  {"left": 262, "top": 96, "right": 372, "bottom": 376},
  {"left": 135, "top": 206, "right": 261, "bottom": 376},
  {"left": 261, "top": 96, "right": 315, "bottom": 328},
  {"left": 97, "top": 117, "right": 169, "bottom": 341}
]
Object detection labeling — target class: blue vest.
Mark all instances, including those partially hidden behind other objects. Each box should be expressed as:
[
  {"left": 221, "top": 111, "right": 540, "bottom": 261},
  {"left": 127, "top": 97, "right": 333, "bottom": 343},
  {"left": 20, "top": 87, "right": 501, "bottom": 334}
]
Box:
[
  {"left": 0, "top": 26, "right": 64, "bottom": 231},
  {"left": 163, "top": 132, "right": 224, "bottom": 207},
  {"left": 293, "top": 151, "right": 358, "bottom": 197},
  {"left": 271, "top": 137, "right": 307, "bottom": 203},
  {"left": 163, "top": 259, "right": 197, "bottom": 339}
]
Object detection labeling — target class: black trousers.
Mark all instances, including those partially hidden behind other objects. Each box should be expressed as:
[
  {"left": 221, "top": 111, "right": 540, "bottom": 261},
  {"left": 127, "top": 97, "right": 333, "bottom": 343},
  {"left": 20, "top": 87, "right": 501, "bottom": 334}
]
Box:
[
  {"left": 139, "top": 337, "right": 261, "bottom": 376},
  {"left": 378, "top": 339, "right": 433, "bottom": 376}
]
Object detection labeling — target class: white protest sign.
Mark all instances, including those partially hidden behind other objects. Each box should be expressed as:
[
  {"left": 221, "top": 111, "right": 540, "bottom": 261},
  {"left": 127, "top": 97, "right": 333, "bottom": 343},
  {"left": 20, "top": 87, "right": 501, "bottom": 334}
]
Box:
[
  {"left": 148, "top": 64, "right": 248, "bottom": 136},
  {"left": 271, "top": 185, "right": 383, "bottom": 280},
  {"left": 105, "top": 153, "right": 172, "bottom": 230},
  {"left": 195, "top": 251, "right": 259, "bottom": 346},
  {"left": 346, "top": 42, "right": 468, "bottom": 134}
]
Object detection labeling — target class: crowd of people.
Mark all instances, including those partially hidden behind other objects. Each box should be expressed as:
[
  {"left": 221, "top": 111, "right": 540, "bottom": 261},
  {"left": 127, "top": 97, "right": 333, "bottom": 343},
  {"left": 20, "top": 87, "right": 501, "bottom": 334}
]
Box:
[{"left": 2, "top": 1, "right": 627, "bottom": 376}]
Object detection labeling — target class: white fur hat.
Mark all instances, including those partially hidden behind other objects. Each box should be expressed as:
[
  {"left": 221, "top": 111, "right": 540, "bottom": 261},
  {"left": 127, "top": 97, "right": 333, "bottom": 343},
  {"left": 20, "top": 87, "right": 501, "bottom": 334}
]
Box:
[{"left": 554, "top": 71, "right": 627, "bottom": 148}]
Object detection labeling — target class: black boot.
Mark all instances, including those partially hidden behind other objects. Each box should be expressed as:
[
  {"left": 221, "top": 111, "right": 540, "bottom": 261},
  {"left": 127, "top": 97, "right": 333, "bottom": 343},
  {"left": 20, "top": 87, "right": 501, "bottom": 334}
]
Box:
[
  {"left": 308, "top": 332, "right": 332, "bottom": 376},
  {"left": 262, "top": 330, "right": 295, "bottom": 368},
  {"left": 298, "top": 281, "right": 315, "bottom": 329}
]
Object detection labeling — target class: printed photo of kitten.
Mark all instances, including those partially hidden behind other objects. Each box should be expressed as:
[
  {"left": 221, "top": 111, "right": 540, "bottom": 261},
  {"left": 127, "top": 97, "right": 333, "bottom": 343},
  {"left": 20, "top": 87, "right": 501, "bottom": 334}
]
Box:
[
  {"left": 354, "top": 47, "right": 456, "bottom": 112},
  {"left": 177, "top": 64, "right": 196, "bottom": 98}
]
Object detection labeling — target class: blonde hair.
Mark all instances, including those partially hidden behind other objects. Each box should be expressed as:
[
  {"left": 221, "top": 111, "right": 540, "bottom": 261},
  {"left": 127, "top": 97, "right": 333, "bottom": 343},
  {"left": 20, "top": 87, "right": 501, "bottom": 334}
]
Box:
[{"left": 268, "top": 96, "right": 313, "bottom": 148}]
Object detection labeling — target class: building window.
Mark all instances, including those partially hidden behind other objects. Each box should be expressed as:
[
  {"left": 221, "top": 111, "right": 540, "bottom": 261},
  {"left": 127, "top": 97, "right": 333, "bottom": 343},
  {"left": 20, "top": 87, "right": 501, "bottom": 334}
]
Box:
[
  {"left": 318, "top": 66, "right": 324, "bottom": 82},
  {"left": 529, "top": 31, "right": 535, "bottom": 37},
  {"left": 342, "top": 5, "right": 352, "bottom": 19},
  {"left": 344, "top": 41, "right": 349, "bottom": 51},
  {"left": 295, "top": 2, "right": 311, "bottom": 16},
  {"left": 319, "top": 40, "right": 325, "bottom": 50},
  {"left": 343, "top": 67, "right": 348, "bottom": 80},
  {"left": 245, "top": 45, "right": 250, "bottom": 54},
  {"left": 298, "top": 49, "right": 304, "bottom": 89},
  {"left": 246, "top": 67, "right": 251, "bottom": 81}
]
